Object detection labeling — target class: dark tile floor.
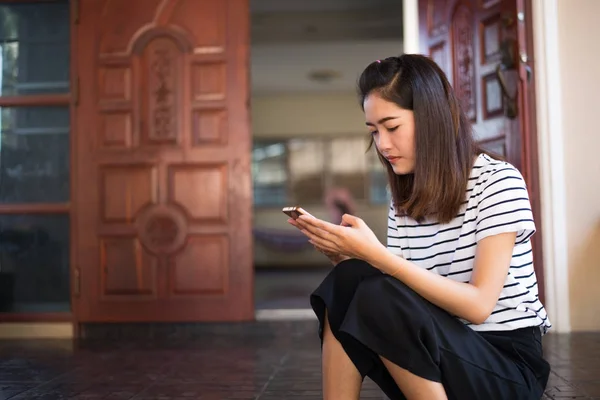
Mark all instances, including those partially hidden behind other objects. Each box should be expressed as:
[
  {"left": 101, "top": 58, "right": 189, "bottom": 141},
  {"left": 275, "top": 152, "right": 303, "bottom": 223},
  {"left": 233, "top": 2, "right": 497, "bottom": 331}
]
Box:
[{"left": 0, "top": 321, "right": 598, "bottom": 399}]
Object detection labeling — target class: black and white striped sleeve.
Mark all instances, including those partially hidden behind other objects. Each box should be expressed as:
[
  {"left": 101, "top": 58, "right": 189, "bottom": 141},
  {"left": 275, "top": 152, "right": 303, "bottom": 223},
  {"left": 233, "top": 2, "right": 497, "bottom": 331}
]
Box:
[{"left": 475, "top": 165, "right": 536, "bottom": 244}]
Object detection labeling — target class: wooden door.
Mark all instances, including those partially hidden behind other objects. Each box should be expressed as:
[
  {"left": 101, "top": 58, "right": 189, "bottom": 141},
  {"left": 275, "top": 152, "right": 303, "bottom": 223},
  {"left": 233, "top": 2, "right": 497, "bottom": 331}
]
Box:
[
  {"left": 73, "top": 0, "right": 254, "bottom": 322},
  {"left": 418, "top": 0, "right": 544, "bottom": 301}
]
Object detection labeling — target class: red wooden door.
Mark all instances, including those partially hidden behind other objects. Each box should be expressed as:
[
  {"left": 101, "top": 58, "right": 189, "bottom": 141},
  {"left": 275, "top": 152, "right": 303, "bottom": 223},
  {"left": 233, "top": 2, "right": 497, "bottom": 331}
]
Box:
[
  {"left": 418, "top": 0, "right": 544, "bottom": 301},
  {"left": 73, "top": 0, "right": 254, "bottom": 322}
]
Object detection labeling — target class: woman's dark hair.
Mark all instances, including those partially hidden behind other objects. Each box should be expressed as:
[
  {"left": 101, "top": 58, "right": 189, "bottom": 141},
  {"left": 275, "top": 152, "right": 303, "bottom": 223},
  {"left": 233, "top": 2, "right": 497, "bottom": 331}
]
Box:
[{"left": 358, "top": 54, "right": 479, "bottom": 224}]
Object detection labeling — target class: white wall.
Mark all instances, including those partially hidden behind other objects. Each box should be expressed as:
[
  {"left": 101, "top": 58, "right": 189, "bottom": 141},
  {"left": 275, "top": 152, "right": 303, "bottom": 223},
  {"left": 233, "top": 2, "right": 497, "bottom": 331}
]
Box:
[
  {"left": 556, "top": 0, "right": 600, "bottom": 331},
  {"left": 251, "top": 94, "right": 389, "bottom": 267},
  {"left": 251, "top": 93, "right": 365, "bottom": 137}
]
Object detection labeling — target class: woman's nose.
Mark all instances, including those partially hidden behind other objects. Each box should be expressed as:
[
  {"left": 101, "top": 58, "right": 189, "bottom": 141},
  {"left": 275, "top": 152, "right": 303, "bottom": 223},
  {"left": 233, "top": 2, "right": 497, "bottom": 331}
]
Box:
[{"left": 376, "top": 131, "right": 393, "bottom": 152}]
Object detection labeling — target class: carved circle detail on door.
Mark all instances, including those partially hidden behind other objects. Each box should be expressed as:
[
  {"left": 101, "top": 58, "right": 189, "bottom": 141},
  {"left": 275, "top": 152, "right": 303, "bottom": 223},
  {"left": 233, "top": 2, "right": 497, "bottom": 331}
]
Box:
[{"left": 136, "top": 205, "right": 187, "bottom": 255}]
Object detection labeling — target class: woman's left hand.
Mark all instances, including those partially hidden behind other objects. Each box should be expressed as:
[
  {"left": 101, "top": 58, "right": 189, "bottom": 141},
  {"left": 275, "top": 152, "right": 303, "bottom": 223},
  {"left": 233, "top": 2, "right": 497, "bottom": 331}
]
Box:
[{"left": 289, "top": 214, "right": 385, "bottom": 262}]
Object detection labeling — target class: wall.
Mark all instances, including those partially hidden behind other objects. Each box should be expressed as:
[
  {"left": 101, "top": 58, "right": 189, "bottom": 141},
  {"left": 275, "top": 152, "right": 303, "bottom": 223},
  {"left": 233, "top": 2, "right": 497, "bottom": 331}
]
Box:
[
  {"left": 557, "top": 0, "right": 600, "bottom": 331},
  {"left": 251, "top": 93, "right": 366, "bottom": 137},
  {"left": 251, "top": 94, "right": 389, "bottom": 267}
]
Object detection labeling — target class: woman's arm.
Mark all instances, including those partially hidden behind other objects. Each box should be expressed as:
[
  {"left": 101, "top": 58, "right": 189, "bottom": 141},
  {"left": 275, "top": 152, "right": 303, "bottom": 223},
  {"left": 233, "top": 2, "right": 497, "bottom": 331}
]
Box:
[
  {"left": 293, "top": 212, "right": 517, "bottom": 325},
  {"left": 366, "top": 231, "right": 517, "bottom": 325}
]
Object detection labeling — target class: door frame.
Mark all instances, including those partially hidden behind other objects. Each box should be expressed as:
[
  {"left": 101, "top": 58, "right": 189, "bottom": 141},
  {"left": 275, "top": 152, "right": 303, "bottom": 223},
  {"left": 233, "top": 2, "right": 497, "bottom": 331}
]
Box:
[{"left": 402, "top": 0, "right": 571, "bottom": 333}]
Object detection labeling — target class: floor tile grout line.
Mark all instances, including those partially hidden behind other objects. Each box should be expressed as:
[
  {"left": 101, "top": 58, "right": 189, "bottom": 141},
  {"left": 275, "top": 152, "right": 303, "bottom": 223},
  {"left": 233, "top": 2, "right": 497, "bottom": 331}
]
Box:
[
  {"left": 129, "top": 350, "right": 191, "bottom": 400},
  {"left": 254, "top": 352, "right": 290, "bottom": 400},
  {"left": 5, "top": 368, "right": 85, "bottom": 400}
]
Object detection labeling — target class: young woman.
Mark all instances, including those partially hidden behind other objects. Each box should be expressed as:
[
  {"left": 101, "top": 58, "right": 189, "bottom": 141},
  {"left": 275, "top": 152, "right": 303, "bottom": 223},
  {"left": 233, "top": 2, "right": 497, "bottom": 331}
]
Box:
[{"left": 289, "top": 55, "right": 551, "bottom": 400}]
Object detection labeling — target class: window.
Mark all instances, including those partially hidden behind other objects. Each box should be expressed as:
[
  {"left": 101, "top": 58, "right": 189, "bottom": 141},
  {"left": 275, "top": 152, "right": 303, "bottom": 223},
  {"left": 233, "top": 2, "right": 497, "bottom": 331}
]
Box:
[
  {"left": 289, "top": 139, "right": 325, "bottom": 204},
  {"left": 329, "top": 137, "right": 368, "bottom": 201},
  {"left": 252, "top": 141, "right": 288, "bottom": 206},
  {"left": 252, "top": 136, "right": 389, "bottom": 207},
  {"left": 0, "top": 1, "right": 71, "bottom": 314}
]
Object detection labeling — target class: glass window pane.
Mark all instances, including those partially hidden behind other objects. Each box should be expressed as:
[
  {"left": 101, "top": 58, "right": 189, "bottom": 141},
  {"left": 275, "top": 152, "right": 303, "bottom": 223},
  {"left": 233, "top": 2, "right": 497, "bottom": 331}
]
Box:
[
  {"left": 0, "top": 214, "right": 69, "bottom": 313},
  {"left": 289, "top": 139, "right": 324, "bottom": 204},
  {"left": 252, "top": 141, "right": 288, "bottom": 206},
  {"left": 368, "top": 148, "right": 390, "bottom": 204},
  {"left": 330, "top": 137, "right": 368, "bottom": 200},
  {"left": 0, "top": 1, "right": 70, "bottom": 96},
  {"left": 0, "top": 106, "right": 70, "bottom": 203}
]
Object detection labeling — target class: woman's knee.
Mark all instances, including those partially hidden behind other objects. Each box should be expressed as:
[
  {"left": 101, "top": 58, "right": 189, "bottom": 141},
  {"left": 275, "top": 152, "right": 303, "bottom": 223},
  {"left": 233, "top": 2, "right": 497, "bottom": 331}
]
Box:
[
  {"left": 349, "top": 277, "right": 430, "bottom": 330},
  {"left": 314, "top": 262, "right": 383, "bottom": 334},
  {"left": 328, "top": 259, "right": 382, "bottom": 284}
]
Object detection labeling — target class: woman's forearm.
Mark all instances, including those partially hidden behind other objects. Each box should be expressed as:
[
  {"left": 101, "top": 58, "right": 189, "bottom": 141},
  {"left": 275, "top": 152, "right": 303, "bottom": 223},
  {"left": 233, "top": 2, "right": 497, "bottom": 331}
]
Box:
[{"left": 365, "top": 245, "right": 491, "bottom": 325}]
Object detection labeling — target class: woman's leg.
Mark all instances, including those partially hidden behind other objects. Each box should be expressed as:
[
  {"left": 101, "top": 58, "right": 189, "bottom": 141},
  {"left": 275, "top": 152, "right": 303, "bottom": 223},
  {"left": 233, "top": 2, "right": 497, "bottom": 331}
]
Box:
[
  {"left": 338, "top": 266, "right": 549, "bottom": 400},
  {"left": 380, "top": 357, "right": 447, "bottom": 400},
  {"left": 322, "top": 311, "right": 362, "bottom": 400},
  {"left": 311, "top": 260, "right": 399, "bottom": 397},
  {"left": 312, "top": 259, "right": 548, "bottom": 399}
]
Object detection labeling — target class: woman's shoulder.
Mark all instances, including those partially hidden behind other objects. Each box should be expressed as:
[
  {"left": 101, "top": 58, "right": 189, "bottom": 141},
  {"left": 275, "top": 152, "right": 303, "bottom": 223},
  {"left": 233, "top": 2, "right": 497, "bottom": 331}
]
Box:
[
  {"left": 469, "top": 153, "right": 535, "bottom": 243},
  {"left": 472, "top": 153, "right": 527, "bottom": 190}
]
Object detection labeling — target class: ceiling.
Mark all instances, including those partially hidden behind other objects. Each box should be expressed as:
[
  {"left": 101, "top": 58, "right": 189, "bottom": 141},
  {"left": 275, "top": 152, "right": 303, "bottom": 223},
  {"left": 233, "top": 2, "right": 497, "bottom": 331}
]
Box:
[
  {"left": 249, "top": 0, "right": 404, "bottom": 95},
  {"left": 251, "top": 40, "right": 403, "bottom": 95},
  {"left": 250, "top": 0, "right": 403, "bottom": 14},
  {"left": 251, "top": 0, "right": 403, "bottom": 44}
]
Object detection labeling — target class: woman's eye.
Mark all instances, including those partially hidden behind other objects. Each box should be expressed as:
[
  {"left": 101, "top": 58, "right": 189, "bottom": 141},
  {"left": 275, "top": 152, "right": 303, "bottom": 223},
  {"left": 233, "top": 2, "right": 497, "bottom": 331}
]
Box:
[
  {"left": 369, "top": 130, "right": 378, "bottom": 136},
  {"left": 387, "top": 126, "right": 399, "bottom": 132}
]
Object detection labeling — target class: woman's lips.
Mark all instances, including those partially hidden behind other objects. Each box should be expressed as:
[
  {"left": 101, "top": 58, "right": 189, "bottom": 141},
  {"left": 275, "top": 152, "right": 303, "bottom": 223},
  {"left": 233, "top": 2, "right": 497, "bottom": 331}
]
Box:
[{"left": 386, "top": 156, "right": 401, "bottom": 163}]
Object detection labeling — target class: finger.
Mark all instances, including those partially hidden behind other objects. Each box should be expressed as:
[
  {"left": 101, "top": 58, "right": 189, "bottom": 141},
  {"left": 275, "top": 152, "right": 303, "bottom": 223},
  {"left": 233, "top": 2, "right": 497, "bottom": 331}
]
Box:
[
  {"left": 310, "top": 240, "right": 338, "bottom": 254},
  {"left": 295, "top": 218, "right": 326, "bottom": 237},
  {"left": 302, "top": 225, "right": 338, "bottom": 248},
  {"left": 341, "top": 213, "right": 361, "bottom": 227},
  {"left": 295, "top": 217, "right": 342, "bottom": 250},
  {"left": 302, "top": 228, "right": 338, "bottom": 251},
  {"left": 297, "top": 215, "right": 343, "bottom": 237},
  {"left": 312, "top": 242, "right": 335, "bottom": 254},
  {"left": 313, "top": 245, "right": 335, "bottom": 257},
  {"left": 287, "top": 218, "right": 300, "bottom": 228}
]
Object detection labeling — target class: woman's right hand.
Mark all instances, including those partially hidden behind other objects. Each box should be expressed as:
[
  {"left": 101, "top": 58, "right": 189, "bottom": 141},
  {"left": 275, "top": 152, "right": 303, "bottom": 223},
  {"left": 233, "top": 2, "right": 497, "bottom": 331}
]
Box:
[
  {"left": 314, "top": 245, "right": 350, "bottom": 266},
  {"left": 289, "top": 216, "right": 350, "bottom": 265}
]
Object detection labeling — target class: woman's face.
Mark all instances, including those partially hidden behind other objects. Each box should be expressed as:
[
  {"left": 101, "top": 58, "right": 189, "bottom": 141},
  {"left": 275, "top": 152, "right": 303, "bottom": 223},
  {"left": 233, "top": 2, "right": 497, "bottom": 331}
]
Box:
[{"left": 364, "top": 92, "right": 416, "bottom": 175}]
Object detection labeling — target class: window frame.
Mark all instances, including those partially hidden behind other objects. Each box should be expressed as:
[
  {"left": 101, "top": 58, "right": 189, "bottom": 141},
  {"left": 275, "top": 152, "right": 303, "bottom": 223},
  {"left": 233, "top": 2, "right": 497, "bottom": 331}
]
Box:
[{"left": 0, "top": 0, "right": 74, "bottom": 323}]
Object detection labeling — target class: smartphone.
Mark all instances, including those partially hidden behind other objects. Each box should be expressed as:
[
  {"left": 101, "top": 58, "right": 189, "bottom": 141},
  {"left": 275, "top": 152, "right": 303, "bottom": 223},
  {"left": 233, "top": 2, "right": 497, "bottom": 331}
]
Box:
[{"left": 282, "top": 206, "right": 313, "bottom": 220}]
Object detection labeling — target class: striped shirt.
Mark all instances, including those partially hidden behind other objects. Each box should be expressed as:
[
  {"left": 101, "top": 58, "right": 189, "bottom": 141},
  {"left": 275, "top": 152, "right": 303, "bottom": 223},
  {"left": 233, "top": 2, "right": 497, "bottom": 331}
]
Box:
[{"left": 387, "top": 153, "right": 551, "bottom": 334}]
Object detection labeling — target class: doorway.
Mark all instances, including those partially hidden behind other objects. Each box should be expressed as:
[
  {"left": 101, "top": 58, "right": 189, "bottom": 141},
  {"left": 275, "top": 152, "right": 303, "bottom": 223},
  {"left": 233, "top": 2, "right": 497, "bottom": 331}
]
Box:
[
  {"left": 249, "top": 0, "right": 404, "bottom": 315},
  {"left": 249, "top": 0, "right": 546, "bottom": 315}
]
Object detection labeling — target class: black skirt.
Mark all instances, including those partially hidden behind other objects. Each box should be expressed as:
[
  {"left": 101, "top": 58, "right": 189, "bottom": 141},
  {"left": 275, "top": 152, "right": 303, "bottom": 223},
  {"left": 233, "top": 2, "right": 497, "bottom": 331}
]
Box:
[{"left": 310, "top": 259, "right": 551, "bottom": 400}]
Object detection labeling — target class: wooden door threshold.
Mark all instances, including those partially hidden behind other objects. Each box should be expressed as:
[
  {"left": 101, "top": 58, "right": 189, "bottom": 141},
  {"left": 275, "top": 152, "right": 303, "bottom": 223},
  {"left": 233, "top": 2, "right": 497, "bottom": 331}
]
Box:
[{"left": 0, "top": 323, "right": 73, "bottom": 339}]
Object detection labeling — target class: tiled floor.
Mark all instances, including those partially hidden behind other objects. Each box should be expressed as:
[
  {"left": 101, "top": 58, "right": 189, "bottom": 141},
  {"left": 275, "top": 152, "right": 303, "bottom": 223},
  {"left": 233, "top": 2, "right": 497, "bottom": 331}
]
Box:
[{"left": 0, "top": 321, "right": 598, "bottom": 399}]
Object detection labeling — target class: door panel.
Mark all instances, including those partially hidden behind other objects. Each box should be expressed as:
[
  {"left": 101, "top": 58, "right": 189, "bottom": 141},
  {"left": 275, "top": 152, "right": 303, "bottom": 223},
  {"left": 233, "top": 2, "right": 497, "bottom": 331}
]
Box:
[
  {"left": 419, "top": 0, "right": 544, "bottom": 302},
  {"left": 420, "top": 0, "right": 520, "bottom": 166},
  {"left": 73, "top": 0, "right": 253, "bottom": 322}
]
